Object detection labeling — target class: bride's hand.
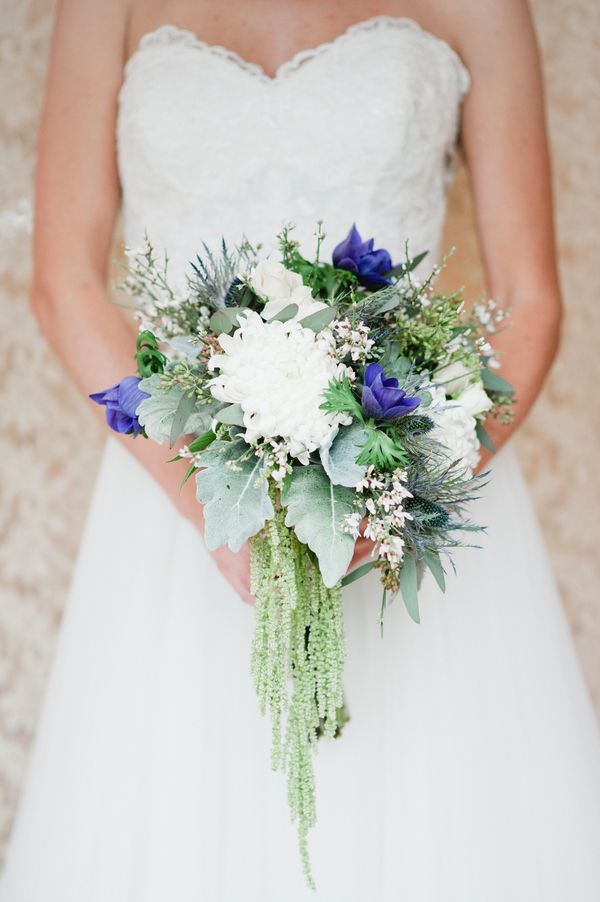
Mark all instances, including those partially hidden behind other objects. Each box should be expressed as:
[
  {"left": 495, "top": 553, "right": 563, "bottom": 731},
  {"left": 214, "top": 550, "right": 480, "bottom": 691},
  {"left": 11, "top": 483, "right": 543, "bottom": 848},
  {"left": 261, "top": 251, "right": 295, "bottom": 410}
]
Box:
[
  {"left": 177, "top": 473, "right": 255, "bottom": 605},
  {"left": 210, "top": 543, "right": 255, "bottom": 606},
  {"left": 347, "top": 517, "right": 376, "bottom": 574}
]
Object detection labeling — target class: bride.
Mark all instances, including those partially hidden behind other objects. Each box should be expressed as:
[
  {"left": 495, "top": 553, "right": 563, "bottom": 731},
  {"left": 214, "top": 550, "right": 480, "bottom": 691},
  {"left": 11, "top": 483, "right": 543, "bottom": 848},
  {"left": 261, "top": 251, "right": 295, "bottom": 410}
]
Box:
[{"left": 3, "top": 0, "right": 600, "bottom": 899}]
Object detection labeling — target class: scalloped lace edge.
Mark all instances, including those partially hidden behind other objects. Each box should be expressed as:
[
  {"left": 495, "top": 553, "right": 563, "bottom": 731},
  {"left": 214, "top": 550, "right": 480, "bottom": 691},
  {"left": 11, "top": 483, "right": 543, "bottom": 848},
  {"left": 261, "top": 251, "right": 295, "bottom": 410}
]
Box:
[{"left": 127, "top": 15, "right": 471, "bottom": 96}]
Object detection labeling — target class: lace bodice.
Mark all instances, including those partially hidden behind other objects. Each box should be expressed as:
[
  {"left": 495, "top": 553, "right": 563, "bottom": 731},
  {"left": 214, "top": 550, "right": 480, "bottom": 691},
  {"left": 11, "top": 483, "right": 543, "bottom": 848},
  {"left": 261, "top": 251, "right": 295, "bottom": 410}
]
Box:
[{"left": 117, "top": 16, "right": 471, "bottom": 283}]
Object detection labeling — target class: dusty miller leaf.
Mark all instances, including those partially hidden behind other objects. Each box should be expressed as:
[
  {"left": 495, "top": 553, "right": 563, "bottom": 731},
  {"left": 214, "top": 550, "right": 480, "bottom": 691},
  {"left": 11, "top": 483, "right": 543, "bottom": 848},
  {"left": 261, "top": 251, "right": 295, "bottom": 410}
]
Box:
[
  {"left": 281, "top": 466, "right": 356, "bottom": 588},
  {"left": 319, "top": 423, "right": 368, "bottom": 487},
  {"left": 195, "top": 440, "right": 274, "bottom": 552}
]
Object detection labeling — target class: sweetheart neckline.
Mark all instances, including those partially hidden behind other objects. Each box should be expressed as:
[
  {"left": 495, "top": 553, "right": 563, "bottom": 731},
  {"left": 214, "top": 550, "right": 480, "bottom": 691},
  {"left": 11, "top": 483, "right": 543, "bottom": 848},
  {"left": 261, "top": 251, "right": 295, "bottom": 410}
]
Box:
[{"left": 122, "top": 14, "right": 471, "bottom": 91}]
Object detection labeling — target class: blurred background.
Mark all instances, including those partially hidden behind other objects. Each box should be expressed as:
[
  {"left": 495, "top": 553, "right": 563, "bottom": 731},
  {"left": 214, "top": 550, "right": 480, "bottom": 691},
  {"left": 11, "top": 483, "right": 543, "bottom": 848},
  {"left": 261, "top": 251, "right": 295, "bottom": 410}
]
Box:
[{"left": 1, "top": 0, "right": 599, "bottom": 862}]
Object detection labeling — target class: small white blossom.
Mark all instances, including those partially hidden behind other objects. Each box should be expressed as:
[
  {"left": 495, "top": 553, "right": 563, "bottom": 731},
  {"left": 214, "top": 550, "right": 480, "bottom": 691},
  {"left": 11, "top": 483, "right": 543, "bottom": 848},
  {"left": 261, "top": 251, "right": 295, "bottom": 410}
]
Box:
[
  {"left": 321, "top": 318, "right": 375, "bottom": 364},
  {"left": 343, "top": 511, "right": 363, "bottom": 539}
]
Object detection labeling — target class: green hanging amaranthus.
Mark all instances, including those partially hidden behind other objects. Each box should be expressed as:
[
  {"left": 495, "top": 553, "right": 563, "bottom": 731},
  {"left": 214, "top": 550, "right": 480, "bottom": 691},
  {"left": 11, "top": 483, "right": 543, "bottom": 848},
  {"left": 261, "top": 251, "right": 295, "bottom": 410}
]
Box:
[{"left": 250, "top": 486, "right": 346, "bottom": 889}]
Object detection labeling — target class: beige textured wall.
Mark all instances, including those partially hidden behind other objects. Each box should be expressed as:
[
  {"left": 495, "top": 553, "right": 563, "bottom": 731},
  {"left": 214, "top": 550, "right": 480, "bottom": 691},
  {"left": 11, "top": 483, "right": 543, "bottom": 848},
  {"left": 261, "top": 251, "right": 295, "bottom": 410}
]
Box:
[{"left": 0, "top": 0, "right": 598, "bottom": 861}]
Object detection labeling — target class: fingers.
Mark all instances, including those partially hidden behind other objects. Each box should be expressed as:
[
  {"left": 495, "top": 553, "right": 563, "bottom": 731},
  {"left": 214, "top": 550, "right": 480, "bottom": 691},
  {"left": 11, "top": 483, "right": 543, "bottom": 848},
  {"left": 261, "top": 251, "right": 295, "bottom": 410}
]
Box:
[{"left": 349, "top": 537, "right": 376, "bottom": 570}]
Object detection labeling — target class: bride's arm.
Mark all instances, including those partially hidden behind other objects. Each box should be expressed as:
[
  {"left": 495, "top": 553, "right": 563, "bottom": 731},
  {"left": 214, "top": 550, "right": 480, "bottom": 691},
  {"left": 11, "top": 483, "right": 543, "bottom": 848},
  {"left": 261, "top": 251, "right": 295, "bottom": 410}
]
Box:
[
  {"left": 455, "top": 0, "right": 563, "bottom": 466},
  {"left": 31, "top": 0, "right": 253, "bottom": 603}
]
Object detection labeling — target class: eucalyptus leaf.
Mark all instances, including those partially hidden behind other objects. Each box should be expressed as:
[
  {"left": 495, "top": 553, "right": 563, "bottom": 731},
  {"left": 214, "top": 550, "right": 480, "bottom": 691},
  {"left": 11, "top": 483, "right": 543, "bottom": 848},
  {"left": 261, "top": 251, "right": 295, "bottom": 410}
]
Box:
[
  {"left": 319, "top": 423, "right": 368, "bottom": 487},
  {"left": 210, "top": 309, "right": 234, "bottom": 335},
  {"left": 399, "top": 554, "right": 420, "bottom": 623},
  {"left": 386, "top": 250, "right": 428, "bottom": 279},
  {"left": 298, "top": 306, "right": 338, "bottom": 332},
  {"left": 195, "top": 440, "right": 274, "bottom": 552},
  {"left": 268, "top": 303, "right": 299, "bottom": 323},
  {"left": 180, "top": 462, "right": 197, "bottom": 491},
  {"left": 378, "top": 343, "right": 412, "bottom": 380},
  {"left": 481, "top": 368, "right": 514, "bottom": 397},
  {"left": 188, "top": 429, "right": 217, "bottom": 454},
  {"left": 423, "top": 549, "right": 446, "bottom": 592},
  {"left": 341, "top": 559, "right": 376, "bottom": 587},
  {"left": 405, "top": 250, "right": 429, "bottom": 272},
  {"left": 475, "top": 421, "right": 496, "bottom": 453},
  {"left": 215, "top": 403, "right": 245, "bottom": 426},
  {"left": 137, "top": 376, "right": 217, "bottom": 444},
  {"left": 281, "top": 466, "right": 356, "bottom": 588},
  {"left": 169, "top": 391, "right": 197, "bottom": 447},
  {"left": 370, "top": 294, "right": 401, "bottom": 315}
]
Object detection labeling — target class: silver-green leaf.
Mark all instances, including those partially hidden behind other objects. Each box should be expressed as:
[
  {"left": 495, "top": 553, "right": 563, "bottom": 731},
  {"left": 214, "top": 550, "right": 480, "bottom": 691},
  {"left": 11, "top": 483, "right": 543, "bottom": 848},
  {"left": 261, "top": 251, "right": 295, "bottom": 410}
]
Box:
[
  {"left": 319, "top": 423, "right": 368, "bottom": 487},
  {"left": 195, "top": 440, "right": 274, "bottom": 552},
  {"left": 281, "top": 466, "right": 356, "bottom": 588},
  {"left": 399, "top": 554, "right": 420, "bottom": 623},
  {"left": 137, "top": 375, "right": 217, "bottom": 444}
]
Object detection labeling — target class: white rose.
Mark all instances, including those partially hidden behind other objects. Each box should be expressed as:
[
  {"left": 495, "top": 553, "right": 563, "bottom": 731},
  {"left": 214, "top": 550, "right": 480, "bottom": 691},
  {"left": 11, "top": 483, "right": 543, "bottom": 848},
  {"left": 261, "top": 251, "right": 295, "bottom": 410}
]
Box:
[
  {"left": 455, "top": 381, "right": 492, "bottom": 418},
  {"left": 427, "top": 387, "right": 480, "bottom": 477},
  {"left": 433, "top": 361, "right": 473, "bottom": 395},
  {"left": 249, "top": 260, "right": 328, "bottom": 322}
]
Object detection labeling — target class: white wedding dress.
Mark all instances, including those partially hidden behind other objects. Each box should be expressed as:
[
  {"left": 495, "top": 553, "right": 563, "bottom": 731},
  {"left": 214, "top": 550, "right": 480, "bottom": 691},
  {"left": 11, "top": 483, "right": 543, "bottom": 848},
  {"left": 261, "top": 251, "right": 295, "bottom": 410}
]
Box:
[{"left": 3, "top": 16, "right": 600, "bottom": 901}]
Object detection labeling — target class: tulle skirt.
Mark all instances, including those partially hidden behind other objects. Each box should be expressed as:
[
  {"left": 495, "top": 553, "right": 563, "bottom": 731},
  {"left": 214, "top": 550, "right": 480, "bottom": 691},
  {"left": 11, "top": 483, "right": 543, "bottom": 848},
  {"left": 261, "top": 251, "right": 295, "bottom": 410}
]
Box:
[{"left": 2, "top": 438, "right": 600, "bottom": 901}]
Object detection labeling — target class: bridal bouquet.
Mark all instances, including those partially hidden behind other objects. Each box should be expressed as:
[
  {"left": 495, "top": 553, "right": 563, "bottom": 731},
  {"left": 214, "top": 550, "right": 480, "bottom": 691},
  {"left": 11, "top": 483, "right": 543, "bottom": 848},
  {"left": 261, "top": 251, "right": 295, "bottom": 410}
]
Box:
[{"left": 91, "top": 223, "right": 513, "bottom": 886}]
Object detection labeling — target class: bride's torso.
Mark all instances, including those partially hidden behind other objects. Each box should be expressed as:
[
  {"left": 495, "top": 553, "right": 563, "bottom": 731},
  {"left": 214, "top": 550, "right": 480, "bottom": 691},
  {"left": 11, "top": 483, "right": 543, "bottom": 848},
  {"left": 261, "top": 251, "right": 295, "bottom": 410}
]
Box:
[{"left": 116, "top": 15, "right": 471, "bottom": 283}]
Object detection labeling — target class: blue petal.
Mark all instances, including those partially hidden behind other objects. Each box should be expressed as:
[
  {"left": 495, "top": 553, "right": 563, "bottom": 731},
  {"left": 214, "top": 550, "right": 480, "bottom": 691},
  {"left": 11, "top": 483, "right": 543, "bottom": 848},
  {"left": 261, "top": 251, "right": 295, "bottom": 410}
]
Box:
[
  {"left": 117, "top": 376, "right": 150, "bottom": 417},
  {"left": 364, "top": 362, "right": 384, "bottom": 388},
  {"left": 89, "top": 383, "right": 119, "bottom": 406},
  {"left": 105, "top": 406, "right": 135, "bottom": 434},
  {"left": 381, "top": 396, "right": 421, "bottom": 419},
  {"left": 332, "top": 224, "right": 363, "bottom": 267},
  {"left": 335, "top": 256, "right": 359, "bottom": 274},
  {"left": 361, "top": 384, "right": 384, "bottom": 419}
]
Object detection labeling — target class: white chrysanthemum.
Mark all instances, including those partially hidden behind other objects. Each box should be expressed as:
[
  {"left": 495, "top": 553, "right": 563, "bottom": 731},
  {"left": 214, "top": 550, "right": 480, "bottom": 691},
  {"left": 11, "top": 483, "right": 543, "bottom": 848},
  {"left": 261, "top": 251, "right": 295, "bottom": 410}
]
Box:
[
  {"left": 428, "top": 386, "right": 480, "bottom": 476},
  {"left": 208, "top": 310, "right": 350, "bottom": 462}
]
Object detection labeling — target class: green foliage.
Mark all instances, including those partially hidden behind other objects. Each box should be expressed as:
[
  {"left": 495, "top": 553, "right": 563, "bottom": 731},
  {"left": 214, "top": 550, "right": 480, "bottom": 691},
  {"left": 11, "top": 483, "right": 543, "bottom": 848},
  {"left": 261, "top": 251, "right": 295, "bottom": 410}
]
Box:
[
  {"left": 319, "top": 376, "right": 363, "bottom": 420},
  {"left": 195, "top": 440, "right": 274, "bottom": 552},
  {"left": 298, "top": 305, "right": 339, "bottom": 332},
  {"left": 209, "top": 306, "right": 245, "bottom": 335},
  {"left": 159, "top": 359, "right": 211, "bottom": 401},
  {"left": 137, "top": 375, "right": 216, "bottom": 444},
  {"left": 481, "top": 367, "right": 515, "bottom": 397},
  {"left": 187, "top": 429, "right": 216, "bottom": 453},
  {"left": 392, "top": 291, "right": 466, "bottom": 370},
  {"left": 281, "top": 466, "right": 357, "bottom": 588},
  {"left": 340, "top": 559, "right": 377, "bottom": 586},
  {"left": 399, "top": 553, "right": 420, "bottom": 623},
  {"left": 135, "top": 330, "right": 166, "bottom": 377},
  {"left": 278, "top": 222, "right": 361, "bottom": 304},
  {"left": 475, "top": 421, "right": 496, "bottom": 453},
  {"left": 250, "top": 498, "right": 345, "bottom": 888},
  {"left": 423, "top": 549, "right": 446, "bottom": 592},
  {"left": 319, "top": 423, "right": 368, "bottom": 487},
  {"left": 355, "top": 425, "right": 408, "bottom": 470}
]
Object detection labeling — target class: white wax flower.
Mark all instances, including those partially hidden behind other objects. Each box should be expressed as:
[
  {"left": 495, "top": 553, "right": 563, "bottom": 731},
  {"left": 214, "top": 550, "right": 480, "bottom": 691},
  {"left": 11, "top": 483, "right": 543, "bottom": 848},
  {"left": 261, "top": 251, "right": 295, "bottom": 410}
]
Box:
[
  {"left": 248, "top": 260, "right": 328, "bottom": 321},
  {"left": 208, "top": 310, "right": 350, "bottom": 463}
]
